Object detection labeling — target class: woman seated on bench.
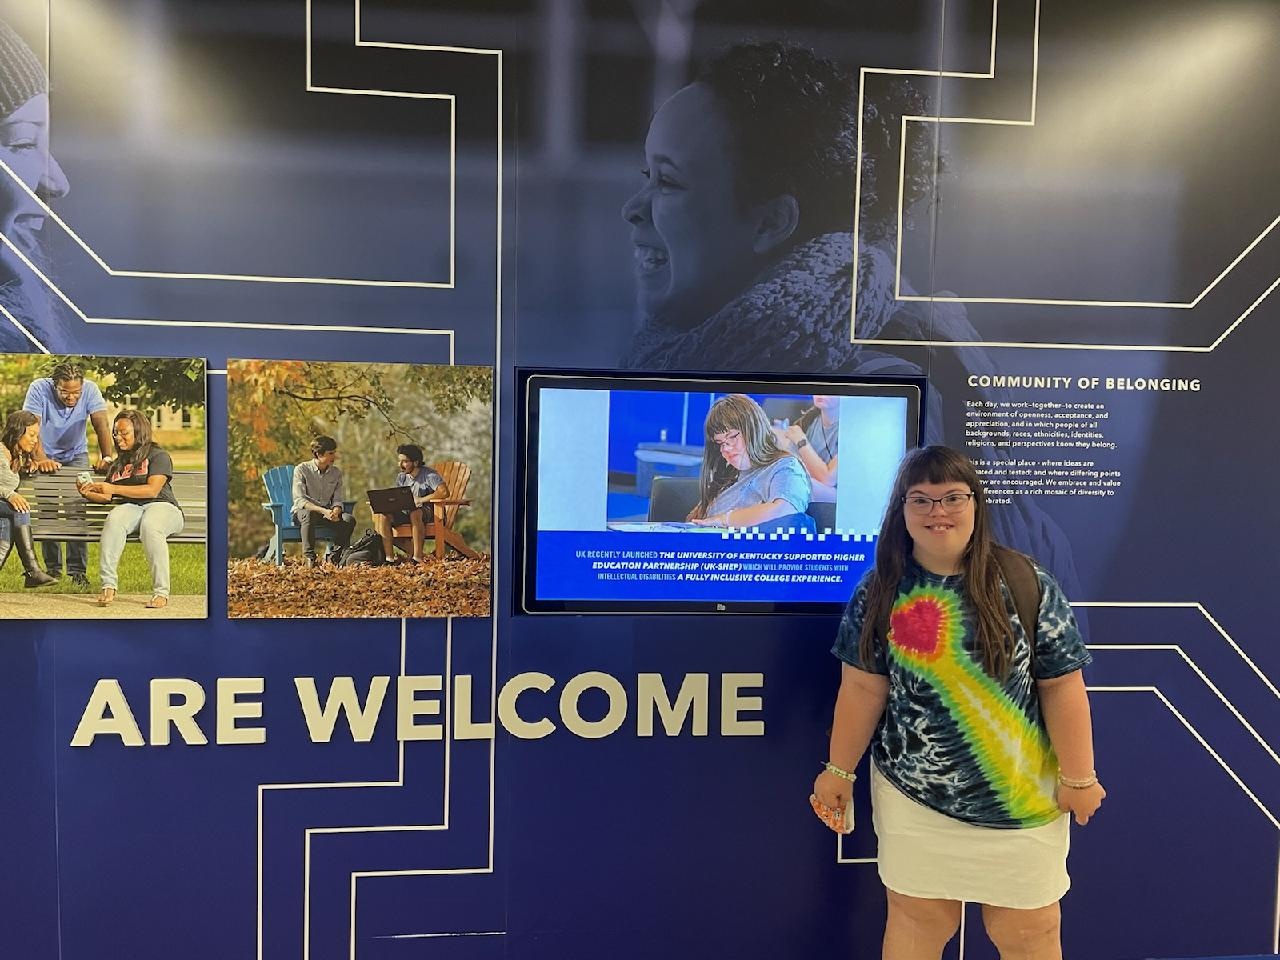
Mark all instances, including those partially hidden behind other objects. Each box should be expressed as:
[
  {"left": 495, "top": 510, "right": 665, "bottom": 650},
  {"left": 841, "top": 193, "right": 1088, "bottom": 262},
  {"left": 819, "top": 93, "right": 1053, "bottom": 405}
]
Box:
[
  {"left": 0, "top": 411, "right": 56, "bottom": 587},
  {"left": 686, "top": 394, "right": 814, "bottom": 532},
  {"left": 77, "top": 410, "right": 184, "bottom": 609}
]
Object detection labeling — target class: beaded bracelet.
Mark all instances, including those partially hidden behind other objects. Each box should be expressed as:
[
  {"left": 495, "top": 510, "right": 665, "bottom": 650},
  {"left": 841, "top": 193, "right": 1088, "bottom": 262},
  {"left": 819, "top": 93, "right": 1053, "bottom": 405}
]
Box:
[
  {"left": 1057, "top": 771, "right": 1098, "bottom": 789},
  {"left": 822, "top": 761, "right": 856, "bottom": 782}
]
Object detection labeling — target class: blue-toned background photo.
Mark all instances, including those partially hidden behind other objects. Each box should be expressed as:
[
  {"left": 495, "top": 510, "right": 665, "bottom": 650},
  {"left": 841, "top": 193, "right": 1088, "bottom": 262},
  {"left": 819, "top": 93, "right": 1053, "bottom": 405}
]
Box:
[{"left": 3, "top": 1, "right": 1280, "bottom": 958}]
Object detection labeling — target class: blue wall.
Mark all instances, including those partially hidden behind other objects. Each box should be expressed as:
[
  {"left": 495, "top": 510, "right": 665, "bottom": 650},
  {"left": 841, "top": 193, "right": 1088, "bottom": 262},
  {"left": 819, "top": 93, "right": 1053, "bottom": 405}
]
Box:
[{"left": 3, "top": 1, "right": 1279, "bottom": 958}]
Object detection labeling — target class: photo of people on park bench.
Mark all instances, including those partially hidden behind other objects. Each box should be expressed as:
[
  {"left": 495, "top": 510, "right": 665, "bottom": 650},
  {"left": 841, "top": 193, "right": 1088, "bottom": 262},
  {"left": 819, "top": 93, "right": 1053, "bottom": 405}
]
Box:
[
  {"left": 226, "top": 359, "right": 493, "bottom": 619},
  {"left": 0, "top": 353, "right": 207, "bottom": 619}
]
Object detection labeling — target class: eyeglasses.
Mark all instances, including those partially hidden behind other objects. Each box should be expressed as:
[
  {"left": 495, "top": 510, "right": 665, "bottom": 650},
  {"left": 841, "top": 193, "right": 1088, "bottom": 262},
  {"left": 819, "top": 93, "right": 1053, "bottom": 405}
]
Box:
[
  {"left": 712, "top": 431, "right": 741, "bottom": 449},
  {"left": 902, "top": 492, "right": 975, "bottom": 515}
]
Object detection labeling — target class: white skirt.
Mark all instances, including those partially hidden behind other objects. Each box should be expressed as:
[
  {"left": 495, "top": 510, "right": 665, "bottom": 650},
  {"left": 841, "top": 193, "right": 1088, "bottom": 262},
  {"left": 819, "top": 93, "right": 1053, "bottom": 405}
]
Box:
[{"left": 871, "top": 764, "right": 1070, "bottom": 909}]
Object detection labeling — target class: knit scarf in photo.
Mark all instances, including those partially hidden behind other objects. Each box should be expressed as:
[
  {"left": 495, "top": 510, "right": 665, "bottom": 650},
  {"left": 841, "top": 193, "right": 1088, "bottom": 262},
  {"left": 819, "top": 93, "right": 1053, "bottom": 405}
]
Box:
[{"left": 623, "top": 232, "right": 971, "bottom": 376}]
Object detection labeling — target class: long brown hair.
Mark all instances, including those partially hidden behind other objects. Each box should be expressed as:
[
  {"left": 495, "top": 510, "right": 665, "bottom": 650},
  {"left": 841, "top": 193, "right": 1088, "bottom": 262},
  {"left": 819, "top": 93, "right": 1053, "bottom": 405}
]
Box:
[
  {"left": 858, "top": 445, "right": 1016, "bottom": 679},
  {"left": 689, "top": 394, "right": 789, "bottom": 520},
  {"left": 111, "top": 409, "right": 156, "bottom": 471},
  {"left": 1, "top": 410, "right": 39, "bottom": 474}
]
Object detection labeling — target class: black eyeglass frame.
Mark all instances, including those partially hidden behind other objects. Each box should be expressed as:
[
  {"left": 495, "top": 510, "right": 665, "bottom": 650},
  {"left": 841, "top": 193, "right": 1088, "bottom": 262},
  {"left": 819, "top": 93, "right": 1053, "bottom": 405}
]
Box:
[{"left": 900, "top": 492, "right": 977, "bottom": 514}]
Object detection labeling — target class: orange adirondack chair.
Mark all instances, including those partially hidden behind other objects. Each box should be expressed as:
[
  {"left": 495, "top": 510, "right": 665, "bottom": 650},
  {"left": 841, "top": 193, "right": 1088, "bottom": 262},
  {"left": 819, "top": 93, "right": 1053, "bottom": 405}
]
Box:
[{"left": 388, "top": 461, "right": 478, "bottom": 560}]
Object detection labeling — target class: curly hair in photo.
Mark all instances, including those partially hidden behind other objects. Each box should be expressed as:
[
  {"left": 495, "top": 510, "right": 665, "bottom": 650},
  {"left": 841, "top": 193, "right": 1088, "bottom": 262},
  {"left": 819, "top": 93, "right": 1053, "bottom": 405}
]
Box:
[{"left": 697, "top": 40, "right": 939, "bottom": 246}]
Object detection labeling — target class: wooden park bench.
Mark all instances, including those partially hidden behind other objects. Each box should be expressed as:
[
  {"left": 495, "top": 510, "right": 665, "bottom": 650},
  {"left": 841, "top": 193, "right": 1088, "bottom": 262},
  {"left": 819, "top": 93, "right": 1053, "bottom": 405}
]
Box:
[{"left": 19, "top": 470, "right": 208, "bottom": 543}]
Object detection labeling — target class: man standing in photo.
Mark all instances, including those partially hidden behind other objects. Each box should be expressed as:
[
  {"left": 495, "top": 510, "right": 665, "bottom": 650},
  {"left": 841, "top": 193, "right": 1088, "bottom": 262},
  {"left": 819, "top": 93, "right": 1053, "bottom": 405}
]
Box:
[
  {"left": 291, "top": 435, "right": 355, "bottom": 566},
  {"left": 22, "top": 361, "right": 114, "bottom": 587}
]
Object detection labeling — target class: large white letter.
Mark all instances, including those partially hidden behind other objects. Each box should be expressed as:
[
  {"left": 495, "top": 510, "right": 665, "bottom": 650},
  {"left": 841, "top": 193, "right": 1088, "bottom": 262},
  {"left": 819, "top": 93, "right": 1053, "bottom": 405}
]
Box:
[
  {"left": 150, "top": 678, "right": 209, "bottom": 746},
  {"left": 217, "top": 678, "right": 266, "bottom": 745},
  {"left": 453, "top": 674, "right": 495, "bottom": 740},
  {"left": 560, "top": 672, "right": 627, "bottom": 739},
  {"left": 295, "top": 676, "right": 390, "bottom": 743},
  {"left": 70, "top": 680, "right": 145, "bottom": 747},
  {"left": 637, "top": 673, "right": 708, "bottom": 737},
  {"left": 721, "top": 673, "right": 765, "bottom": 736},
  {"left": 497, "top": 672, "right": 555, "bottom": 740},
  {"left": 397, "top": 675, "right": 443, "bottom": 742}
]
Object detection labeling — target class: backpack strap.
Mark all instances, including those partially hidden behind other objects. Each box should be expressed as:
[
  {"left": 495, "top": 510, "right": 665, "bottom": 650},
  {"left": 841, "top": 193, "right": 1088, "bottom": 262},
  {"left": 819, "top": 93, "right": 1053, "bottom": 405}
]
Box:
[
  {"left": 875, "top": 546, "right": 1042, "bottom": 663},
  {"left": 993, "top": 545, "right": 1042, "bottom": 667}
]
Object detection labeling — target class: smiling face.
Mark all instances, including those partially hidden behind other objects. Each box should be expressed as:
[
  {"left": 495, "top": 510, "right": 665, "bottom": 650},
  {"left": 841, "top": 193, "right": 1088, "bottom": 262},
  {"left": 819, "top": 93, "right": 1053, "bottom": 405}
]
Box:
[
  {"left": 903, "top": 481, "right": 976, "bottom": 575},
  {"left": 621, "top": 83, "right": 764, "bottom": 330},
  {"left": 53, "top": 376, "right": 83, "bottom": 409},
  {"left": 112, "top": 416, "right": 136, "bottom": 452},
  {"left": 0, "top": 94, "right": 69, "bottom": 281},
  {"left": 396, "top": 453, "right": 420, "bottom": 474},
  {"left": 712, "top": 428, "right": 750, "bottom": 472},
  {"left": 16, "top": 419, "right": 38, "bottom": 453}
]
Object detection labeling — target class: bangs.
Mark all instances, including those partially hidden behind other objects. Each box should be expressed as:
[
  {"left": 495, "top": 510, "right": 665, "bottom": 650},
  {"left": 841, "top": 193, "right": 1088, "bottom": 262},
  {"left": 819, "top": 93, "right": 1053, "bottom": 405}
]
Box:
[
  {"left": 705, "top": 406, "right": 736, "bottom": 437},
  {"left": 705, "top": 396, "right": 754, "bottom": 437},
  {"left": 898, "top": 446, "right": 980, "bottom": 492}
]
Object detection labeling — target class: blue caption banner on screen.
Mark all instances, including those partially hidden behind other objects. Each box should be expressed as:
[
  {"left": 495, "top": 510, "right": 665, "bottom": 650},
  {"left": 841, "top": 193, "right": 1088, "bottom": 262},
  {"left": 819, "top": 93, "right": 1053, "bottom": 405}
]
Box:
[{"left": 535, "top": 531, "right": 877, "bottom": 603}]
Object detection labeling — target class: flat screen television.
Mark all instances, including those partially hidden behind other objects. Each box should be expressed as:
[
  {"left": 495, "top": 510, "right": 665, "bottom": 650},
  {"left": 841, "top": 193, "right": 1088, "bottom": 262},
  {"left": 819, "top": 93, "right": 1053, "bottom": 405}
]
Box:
[{"left": 515, "top": 368, "right": 925, "bottom": 615}]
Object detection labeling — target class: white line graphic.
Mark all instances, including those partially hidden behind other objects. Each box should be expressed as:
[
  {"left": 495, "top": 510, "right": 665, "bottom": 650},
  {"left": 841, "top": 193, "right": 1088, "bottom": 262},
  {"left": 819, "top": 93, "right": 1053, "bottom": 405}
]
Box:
[
  {"left": 1076, "top": 601, "right": 1279, "bottom": 700},
  {"left": 839, "top": 684, "right": 1280, "bottom": 870},
  {"left": 0, "top": 300, "right": 50, "bottom": 353},
  {"left": 7, "top": 1, "right": 456, "bottom": 288},
  {"left": 1091, "top": 685, "right": 1279, "bottom": 830},
  {"left": 840, "top": 600, "right": 1280, "bottom": 875},
  {"left": 852, "top": 0, "right": 1280, "bottom": 351},
  {"left": 335, "top": 15, "right": 503, "bottom": 953},
  {"left": 7, "top": 1, "right": 489, "bottom": 342},
  {"left": 374, "top": 931, "right": 506, "bottom": 940},
  {"left": 298, "top": 620, "right": 454, "bottom": 960},
  {"left": 0, "top": 184, "right": 458, "bottom": 344},
  {"left": 257, "top": 619, "right": 414, "bottom": 960},
  {"left": 251, "top": 12, "right": 506, "bottom": 958}
]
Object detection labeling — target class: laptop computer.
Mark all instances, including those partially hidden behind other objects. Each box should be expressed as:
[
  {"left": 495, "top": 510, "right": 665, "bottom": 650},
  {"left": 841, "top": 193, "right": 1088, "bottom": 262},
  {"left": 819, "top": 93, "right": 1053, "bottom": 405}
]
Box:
[{"left": 367, "top": 486, "right": 417, "bottom": 515}]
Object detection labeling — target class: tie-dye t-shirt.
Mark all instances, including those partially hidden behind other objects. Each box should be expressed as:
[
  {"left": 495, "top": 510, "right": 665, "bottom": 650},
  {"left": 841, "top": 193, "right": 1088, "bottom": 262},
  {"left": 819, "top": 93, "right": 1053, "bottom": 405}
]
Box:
[{"left": 832, "top": 558, "right": 1090, "bottom": 829}]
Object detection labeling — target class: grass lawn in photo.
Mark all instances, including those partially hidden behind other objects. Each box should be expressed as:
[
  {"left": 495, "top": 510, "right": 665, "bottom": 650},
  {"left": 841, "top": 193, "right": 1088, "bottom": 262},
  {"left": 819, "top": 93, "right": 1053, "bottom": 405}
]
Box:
[{"left": 0, "top": 541, "right": 207, "bottom": 595}]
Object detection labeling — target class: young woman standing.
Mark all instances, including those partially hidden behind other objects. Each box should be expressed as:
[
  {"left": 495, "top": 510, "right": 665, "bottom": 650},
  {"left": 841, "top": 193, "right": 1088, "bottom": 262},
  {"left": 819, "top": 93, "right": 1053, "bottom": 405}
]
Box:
[{"left": 814, "top": 446, "right": 1104, "bottom": 959}]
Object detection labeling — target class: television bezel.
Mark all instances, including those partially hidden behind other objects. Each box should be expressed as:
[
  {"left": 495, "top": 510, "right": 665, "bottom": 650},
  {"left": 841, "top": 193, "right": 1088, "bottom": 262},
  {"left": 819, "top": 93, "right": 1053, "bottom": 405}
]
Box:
[{"left": 514, "top": 367, "right": 926, "bottom": 616}]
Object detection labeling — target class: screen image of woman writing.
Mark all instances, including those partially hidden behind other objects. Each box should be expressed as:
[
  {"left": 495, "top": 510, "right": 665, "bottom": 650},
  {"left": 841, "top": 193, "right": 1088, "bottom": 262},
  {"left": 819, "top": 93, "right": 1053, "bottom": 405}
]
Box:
[{"left": 686, "top": 394, "right": 813, "bottom": 532}]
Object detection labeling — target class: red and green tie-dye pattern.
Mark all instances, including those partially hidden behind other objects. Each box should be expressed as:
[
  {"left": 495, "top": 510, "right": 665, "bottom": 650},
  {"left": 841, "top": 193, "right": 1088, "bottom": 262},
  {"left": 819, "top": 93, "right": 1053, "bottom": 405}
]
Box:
[{"left": 888, "top": 584, "right": 1060, "bottom": 826}]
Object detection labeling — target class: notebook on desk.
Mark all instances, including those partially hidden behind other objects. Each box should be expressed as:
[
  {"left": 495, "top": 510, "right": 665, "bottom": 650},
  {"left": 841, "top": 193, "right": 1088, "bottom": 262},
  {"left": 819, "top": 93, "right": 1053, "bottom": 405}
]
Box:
[{"left": 605, "top": 521, "right": 723, "bottom": 533}]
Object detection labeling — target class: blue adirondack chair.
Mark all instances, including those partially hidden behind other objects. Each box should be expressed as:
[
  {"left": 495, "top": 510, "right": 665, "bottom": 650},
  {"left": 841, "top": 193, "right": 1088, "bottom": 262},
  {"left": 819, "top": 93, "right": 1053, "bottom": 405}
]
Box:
[{"left": 260, "top": 464, "right": 356, "bottom": 565}]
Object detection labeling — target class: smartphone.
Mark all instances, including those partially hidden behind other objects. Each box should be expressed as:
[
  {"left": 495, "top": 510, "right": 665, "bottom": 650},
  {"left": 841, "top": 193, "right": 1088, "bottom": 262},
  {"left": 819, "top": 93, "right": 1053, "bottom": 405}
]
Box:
[{"left": 809, "top": 793, "right": 854, "bottom": 834}]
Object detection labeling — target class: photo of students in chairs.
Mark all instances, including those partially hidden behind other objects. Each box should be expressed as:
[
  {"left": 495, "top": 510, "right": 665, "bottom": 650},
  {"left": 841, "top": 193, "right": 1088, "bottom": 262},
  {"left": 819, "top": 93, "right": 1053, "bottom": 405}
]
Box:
[{"left": 225, "top": 359, "right": 493, "bottom": 619}]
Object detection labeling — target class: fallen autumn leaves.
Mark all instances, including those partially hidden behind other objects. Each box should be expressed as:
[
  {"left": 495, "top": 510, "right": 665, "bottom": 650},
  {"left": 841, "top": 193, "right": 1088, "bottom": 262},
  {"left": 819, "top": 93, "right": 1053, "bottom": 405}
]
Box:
[{"left": 227, "top": 556, "right": 492, "bottom": 618}]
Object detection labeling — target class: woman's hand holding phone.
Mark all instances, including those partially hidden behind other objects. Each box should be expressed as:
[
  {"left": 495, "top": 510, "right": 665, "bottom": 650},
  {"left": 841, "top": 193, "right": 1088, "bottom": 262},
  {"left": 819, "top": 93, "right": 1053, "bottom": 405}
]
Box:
[{"left": 811, "top": 769, "right": 854, "bottom": 833}]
